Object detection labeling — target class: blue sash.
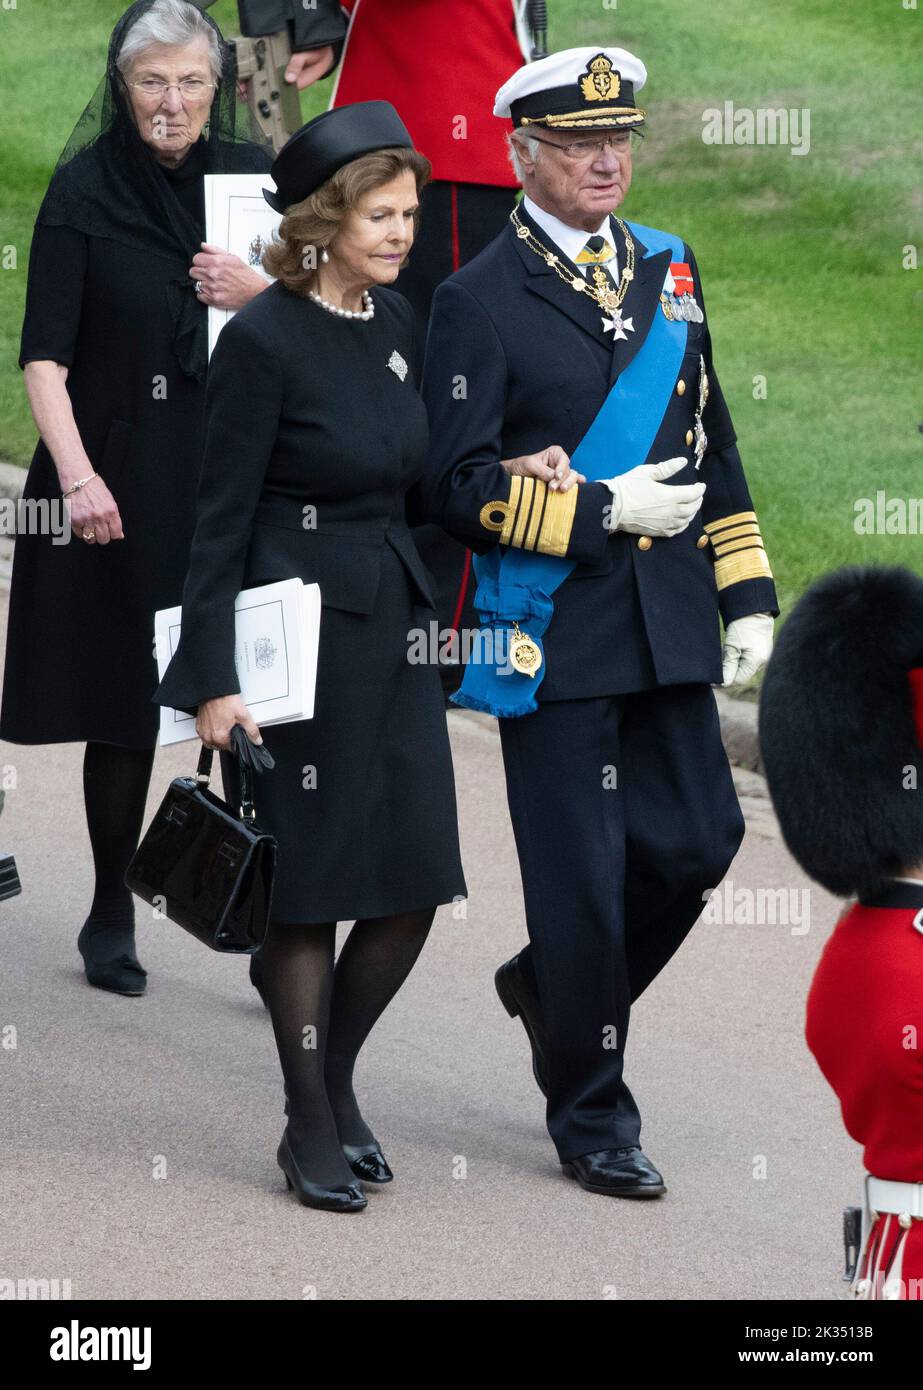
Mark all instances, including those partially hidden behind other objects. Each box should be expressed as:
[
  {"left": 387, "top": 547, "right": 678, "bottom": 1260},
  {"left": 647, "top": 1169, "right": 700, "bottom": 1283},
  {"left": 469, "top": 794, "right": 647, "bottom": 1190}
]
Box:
[{"left": 453, "top": 222, "right": 688, "bottom": 718}]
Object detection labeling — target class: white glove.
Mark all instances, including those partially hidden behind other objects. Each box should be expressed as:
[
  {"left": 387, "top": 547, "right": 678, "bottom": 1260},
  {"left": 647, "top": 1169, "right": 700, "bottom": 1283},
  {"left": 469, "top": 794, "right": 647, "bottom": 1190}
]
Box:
[
  {"left": 722, "top": 613, "right": 774, "bottom": 686},
  {"left": 602, "top": 458, "right": 706, "bottom": 537}
]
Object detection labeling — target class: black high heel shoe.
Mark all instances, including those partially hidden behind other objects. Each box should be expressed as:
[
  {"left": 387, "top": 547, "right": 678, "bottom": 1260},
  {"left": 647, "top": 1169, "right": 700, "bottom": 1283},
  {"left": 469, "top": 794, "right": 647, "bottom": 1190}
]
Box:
[
  {"left": 77, "top": 915, "right": 147, "bottom": 996},
  {"left": 281, "top": 1086, "right": 393, "bottom": 1182},
  {"left": 276, "top": 1130, "right": 368, "bottom": 1212},
  {"left": 340, "top": 1142, "right": 394, "bottom": 1184}
]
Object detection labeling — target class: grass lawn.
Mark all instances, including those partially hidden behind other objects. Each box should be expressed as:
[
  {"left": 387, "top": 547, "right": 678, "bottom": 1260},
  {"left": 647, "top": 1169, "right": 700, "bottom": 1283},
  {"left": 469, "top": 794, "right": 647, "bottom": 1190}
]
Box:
[{"left": 0, "top": 0, "right": 920, "bottom": 618}]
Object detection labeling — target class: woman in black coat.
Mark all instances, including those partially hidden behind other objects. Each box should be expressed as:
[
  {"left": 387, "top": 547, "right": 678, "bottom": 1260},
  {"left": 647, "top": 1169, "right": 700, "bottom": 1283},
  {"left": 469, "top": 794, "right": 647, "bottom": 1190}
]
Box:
[
  {"left": 153, "top": 105, "right": 467, "bottom": 1212},
  {"left": 0, "top": 0, "right": 273, "bottom": 994}
]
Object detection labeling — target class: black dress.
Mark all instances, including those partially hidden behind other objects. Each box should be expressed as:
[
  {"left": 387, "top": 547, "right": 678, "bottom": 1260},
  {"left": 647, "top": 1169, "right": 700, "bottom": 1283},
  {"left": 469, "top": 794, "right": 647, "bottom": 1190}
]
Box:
[
  {"left": 0, "top": 138, "right": 272, "bottom": 749},
  {"left": 152, "top": 282, "right": 467, "bottom": 924}
]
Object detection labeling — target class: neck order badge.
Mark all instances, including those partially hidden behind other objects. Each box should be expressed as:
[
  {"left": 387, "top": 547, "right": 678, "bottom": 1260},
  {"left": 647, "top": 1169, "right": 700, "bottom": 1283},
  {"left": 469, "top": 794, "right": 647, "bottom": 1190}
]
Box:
[
  {"left": 452, "top": 222, "right": 689, "bottom": 719},
  {"left": 512, "top": 207, "right": 637, "bottom": 338}
]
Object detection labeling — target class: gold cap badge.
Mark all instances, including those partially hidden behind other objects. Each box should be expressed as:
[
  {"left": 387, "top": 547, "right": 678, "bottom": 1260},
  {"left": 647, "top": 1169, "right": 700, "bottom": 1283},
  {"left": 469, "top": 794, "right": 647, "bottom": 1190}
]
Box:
[{"left": 580, "top": 54, "right": 621, "bottom": 103}]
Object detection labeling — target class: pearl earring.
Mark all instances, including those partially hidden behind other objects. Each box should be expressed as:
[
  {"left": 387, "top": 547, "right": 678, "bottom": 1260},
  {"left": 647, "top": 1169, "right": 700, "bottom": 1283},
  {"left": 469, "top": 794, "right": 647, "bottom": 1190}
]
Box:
[{"left": 320, "top": 247, "right": 330, "bottom": 264}]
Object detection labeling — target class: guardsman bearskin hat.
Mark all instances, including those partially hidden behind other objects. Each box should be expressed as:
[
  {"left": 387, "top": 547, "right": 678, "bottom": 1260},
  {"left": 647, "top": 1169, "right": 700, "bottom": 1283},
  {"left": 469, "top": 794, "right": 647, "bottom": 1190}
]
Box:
[{"left": 759, "top": 566, "right": 923, "bottom": 900}]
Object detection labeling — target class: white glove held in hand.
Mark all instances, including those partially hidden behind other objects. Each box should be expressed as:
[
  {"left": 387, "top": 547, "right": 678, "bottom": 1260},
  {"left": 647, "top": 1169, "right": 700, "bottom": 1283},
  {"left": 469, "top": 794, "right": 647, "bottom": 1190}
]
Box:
[
  {"left": 721, "top": 613, "right": 774, "bottom": 686},
  {"left": 603, "top": 457, "right": 706, "bottom": 537}
]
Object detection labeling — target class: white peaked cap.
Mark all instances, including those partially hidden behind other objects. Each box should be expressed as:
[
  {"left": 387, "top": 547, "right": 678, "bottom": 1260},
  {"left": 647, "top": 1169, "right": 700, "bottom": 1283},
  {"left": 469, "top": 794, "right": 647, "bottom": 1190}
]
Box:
[{"left": 494, "top": 47, "right": 648, "bottom": 128}]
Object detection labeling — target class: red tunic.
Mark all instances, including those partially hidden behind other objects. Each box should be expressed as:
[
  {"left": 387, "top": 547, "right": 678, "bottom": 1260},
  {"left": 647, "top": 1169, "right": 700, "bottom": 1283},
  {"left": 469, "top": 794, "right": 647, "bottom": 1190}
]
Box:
[
  {"left": 805, "top": 882, "right": 923, "bottom": 1299},
  {"left": 331, "top": 0, "right": 526, "bottom": 186}
]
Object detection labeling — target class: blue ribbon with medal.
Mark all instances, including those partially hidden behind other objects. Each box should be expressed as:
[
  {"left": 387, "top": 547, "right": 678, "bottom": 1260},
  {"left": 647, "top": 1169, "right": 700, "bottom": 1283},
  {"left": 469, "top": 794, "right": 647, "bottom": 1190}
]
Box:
[{"left": 452, "top": 222, "right": 689, "bottom": 719}]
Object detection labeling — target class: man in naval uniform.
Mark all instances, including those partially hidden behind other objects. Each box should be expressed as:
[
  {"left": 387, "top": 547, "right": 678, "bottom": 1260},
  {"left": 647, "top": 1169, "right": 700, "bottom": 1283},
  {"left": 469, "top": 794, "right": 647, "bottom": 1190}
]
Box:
[{"left": 421, "top": 47, "right": 779, "bottom": 1197}]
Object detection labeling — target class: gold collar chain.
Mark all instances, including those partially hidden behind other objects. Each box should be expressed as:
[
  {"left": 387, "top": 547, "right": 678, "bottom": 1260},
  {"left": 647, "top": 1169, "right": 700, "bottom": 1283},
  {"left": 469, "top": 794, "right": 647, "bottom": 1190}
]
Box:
[{"left": 510, "top": 206, "right": 636, "bottom": 322}]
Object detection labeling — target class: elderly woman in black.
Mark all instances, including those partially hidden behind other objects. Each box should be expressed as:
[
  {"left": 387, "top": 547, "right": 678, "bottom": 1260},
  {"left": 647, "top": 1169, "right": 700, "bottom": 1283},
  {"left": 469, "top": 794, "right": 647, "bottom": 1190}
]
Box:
[
  {"left": 1, "top": 0, "right": 273, "bottom": 995},
  {"left": 153, "top": 104, "right": 467, "bottom": 1212}
]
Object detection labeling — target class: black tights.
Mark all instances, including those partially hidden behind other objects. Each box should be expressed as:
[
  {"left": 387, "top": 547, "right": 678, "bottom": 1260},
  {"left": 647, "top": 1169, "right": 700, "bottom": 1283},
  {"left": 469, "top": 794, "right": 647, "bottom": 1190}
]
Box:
[
  {"left": 258, "top": 908, "right": 435, "bottom": 1185},
  {"left": 83, "top": 740, "right": 433, "bottom": 1181},
  {"left": 82, "top": 740, "right": 156, "bottom": 930}
]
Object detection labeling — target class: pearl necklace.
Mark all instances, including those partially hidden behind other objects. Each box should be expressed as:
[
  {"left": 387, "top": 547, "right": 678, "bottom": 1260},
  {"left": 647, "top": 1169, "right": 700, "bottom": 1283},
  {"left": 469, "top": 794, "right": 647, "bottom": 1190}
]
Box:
[{"left": 308, "top": 288, "right": 375, "bottom": 321}]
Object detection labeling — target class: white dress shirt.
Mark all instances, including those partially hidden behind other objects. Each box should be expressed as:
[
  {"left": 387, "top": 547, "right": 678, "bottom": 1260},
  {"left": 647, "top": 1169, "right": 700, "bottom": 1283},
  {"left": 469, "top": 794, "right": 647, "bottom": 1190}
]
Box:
[{"left": 521, "top": 195, "right": 619, "bottom": 284}]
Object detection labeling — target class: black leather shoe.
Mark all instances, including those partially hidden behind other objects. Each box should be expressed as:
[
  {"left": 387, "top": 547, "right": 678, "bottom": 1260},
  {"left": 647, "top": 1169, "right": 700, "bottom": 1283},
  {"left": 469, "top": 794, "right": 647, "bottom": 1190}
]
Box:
[
  {"left": 276, "top": 1131, "right": 368, "bottom": 1212},
  {"left": 281, "top": 1088, "right": 392, "bottom": 1182},
  {"left": 77, "top": 917, "right": 147, "bottom": 996},
  {"left": 562, "top": 1147, "right": 666, "bottom": 1198},
  {"left": 495, "top": 952, "right": 549, "bottom": 1097},
  {"left": 341, "top": 1141, "right": 394, "bottom": 1184},
  {"left": 249, "top": 952, "right": 268, "bottom": 1008}
]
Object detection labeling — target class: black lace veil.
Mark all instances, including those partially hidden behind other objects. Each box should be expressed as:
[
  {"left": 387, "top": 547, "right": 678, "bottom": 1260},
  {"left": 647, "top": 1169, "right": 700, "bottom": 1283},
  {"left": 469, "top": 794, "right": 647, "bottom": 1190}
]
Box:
[{"left": 37, "top": 0, "right": 273, "bottom": 381}]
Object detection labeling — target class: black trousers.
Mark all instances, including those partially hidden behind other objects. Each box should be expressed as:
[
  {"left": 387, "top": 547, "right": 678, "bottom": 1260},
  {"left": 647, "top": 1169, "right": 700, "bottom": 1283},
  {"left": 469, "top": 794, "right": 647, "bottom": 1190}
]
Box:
[
  {"left": 400, "top": 179, "right": 519, "bottom": 695},
  {"left": 498, "top": 683, "right": 745, "bottom": 1162}
]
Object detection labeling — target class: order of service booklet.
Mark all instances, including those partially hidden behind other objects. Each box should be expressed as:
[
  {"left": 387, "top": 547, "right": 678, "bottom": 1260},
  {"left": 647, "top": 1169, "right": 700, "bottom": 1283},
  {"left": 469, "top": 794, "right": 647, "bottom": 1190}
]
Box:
[
  {"left": 154, "top": 578, "right": 321, "bottom": 747},
  {"left": 204, "top": 173, "right": 280, "bottom": 359}
]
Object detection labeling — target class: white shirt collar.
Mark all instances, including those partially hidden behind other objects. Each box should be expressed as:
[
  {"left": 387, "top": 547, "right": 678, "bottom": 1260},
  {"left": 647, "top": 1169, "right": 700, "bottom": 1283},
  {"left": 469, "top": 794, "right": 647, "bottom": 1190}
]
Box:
[{"left": 521, "top": 195, "right": 618, "bottom": 278}]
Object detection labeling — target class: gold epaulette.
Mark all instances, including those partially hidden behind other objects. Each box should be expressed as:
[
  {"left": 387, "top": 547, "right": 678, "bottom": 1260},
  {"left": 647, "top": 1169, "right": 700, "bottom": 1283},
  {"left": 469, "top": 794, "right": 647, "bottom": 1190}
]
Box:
[
  {"left": 704, "top": 511, "right": 773, "bottom": 590},
  {"left": 480, "top": 475, "right": 579, "bottom": 558}
]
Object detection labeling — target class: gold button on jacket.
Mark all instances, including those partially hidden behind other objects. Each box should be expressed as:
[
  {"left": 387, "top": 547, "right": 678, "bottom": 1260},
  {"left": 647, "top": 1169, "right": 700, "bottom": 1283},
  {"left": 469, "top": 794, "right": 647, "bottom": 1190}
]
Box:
[
  {"left": 637, "top": 535, "right": 653, "bottom": 551},
  {"left": 685, "top": 429, "right": 694, "bottom": 446},
  {"left": 676, "top": 379, "right": 686, "bottom": 396},
  {"left": 697, "top": 534, "right": 709, "bottom": 549}
]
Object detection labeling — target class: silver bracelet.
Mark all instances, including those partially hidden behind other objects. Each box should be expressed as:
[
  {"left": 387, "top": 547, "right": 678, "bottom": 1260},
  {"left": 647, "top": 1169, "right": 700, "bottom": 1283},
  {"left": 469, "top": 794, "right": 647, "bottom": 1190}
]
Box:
[{"left": 61, "top": 472, "right": 99, "bottom": 498}]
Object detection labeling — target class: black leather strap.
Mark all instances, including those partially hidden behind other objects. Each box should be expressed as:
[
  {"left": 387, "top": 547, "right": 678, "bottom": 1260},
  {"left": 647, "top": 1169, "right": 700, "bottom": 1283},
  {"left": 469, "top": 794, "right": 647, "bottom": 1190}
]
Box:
[{"left": 195, "top": 738, "right": 256, "bottom": 822}]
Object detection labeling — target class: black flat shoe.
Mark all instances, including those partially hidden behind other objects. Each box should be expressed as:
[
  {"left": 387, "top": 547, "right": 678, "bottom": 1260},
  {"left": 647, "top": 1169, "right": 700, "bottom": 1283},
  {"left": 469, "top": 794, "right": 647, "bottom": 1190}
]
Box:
[
  {"left": 249, "top": 952, "right": 268, "bottom": 1008},
  {"left": 276, "top": 1130, "right": 367, "bottom": 1212},
  {"left": 562, "top": 1146, "right": 666, "bottom": 1199},
  {"left": 495, "top": 952, "right": 549, "bottom": 1096},
  {"left": 341, "top": 1141, "right": 394, "bottom": 1184},
  {"left": 77, "top": 917, "right": 147, "bottom": 996}
]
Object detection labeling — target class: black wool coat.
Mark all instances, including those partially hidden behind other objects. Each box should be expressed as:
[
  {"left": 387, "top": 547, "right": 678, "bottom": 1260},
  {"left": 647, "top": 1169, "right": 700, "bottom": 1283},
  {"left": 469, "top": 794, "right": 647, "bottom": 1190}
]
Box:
[{"left": 152, "top": 281, "right": 438, "bottom": 715}]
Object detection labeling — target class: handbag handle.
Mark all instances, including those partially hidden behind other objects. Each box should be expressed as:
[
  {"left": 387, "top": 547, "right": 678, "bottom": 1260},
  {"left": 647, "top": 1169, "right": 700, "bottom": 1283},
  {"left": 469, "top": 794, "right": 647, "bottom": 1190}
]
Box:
[{"left": 195, "top": 739, "right": 256, "bottom": 822}]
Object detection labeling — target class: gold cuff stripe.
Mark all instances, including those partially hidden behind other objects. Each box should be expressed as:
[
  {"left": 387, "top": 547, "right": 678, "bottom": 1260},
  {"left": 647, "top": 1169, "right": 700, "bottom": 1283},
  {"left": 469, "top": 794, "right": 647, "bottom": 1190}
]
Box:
[
  {"left": 713, "top": 537, "right": 768, "bottom": 559},
  {"left": 711, "top": 522, "right": 762, "bottom": 546},
  {"left": 536, "top": 483, "right": 579, "bottom": 557},
  {"left": 705, "top": 510, "right": 758, "bottom": 536},
  {"left": 714, "top": 549, "right": 774, "bottom": 590},
  {"left": 479, "top": 476, "right": 579, "bottom": 556},
  {"left": 480, "top": 476, "right": 517, "bottom": 540},
  {"left": 511, "top": 476, "right": 535, "bottom": 549},
  {"left": 524, "top": 482, "right": 546, "bottom": 550},
  {"left": 501, "top": 475, "right": 523, "bottom": 544}
]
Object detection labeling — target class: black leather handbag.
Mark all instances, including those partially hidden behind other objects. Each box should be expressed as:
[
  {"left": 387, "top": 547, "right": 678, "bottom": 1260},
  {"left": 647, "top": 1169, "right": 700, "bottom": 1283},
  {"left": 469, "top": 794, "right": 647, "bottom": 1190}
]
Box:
[{"left": 125, "top": 727, "right": 277, "bottom": 952}]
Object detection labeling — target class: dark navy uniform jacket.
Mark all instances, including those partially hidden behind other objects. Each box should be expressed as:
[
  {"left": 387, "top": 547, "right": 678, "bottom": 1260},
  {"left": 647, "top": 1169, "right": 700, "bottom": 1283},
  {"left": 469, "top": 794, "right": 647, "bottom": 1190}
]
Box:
[{"left": 420, "top": 204, "right": 779, "bottom": 701}]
